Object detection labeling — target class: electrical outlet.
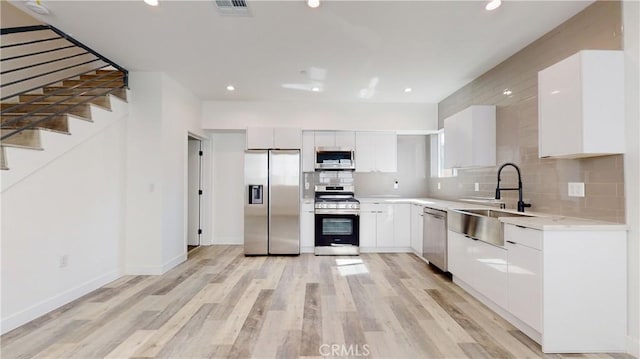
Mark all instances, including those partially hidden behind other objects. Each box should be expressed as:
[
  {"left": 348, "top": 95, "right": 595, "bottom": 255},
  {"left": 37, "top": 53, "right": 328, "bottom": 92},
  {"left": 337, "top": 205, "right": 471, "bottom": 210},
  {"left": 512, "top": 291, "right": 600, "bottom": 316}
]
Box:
[
  {"left": 393, "top": 180, "right": 399, "bottom": 189},
  {"left": 568, "top": 182, "right": 585, "bottom": 197},
  {"left": 474, "top": 182, "right": 480, "bottom": 191},
  {"left": 59, "top": 254, "right": 68, "bottom": 268},
  {"left": 437, "top": 182, "right": 441, "bottom": 190}
]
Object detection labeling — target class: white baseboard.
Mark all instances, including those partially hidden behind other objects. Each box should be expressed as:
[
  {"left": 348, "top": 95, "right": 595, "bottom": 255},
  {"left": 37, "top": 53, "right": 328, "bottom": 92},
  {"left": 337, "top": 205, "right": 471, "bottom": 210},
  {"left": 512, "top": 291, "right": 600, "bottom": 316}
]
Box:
[
  {"left": 301, "top": 246, "right": 315, "bottom": 254},
  {"left": 359, "top": 247, "right": 412, "bottom": 253},
  {"left": 212, "top": 236, "right": 243, "bottom": 245},
  {"left": 628, "top": 335, "right": 640, "bottom": 358},
  {"left": 0, "top": 270, "right": 120, "bottom": 335},
  {"left": 162, "top": 253, "right": 187, "bottom": 273},
  {"left": 125, "top": 264, "right": 163, "bottom": 275}
]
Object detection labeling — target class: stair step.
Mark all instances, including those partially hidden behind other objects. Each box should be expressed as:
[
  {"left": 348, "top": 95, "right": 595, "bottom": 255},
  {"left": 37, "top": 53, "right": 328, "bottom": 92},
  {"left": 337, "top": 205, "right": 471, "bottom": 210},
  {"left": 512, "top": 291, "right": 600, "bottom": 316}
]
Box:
[
  {"left": 1, "top": 129, "right": 43, "bottom": 150},
  {"left": 1, "top": 103, "right": 92, "bottom": 120},
  {"left": 1, "top": 114, "right": 70, "bottom": 133},
  {"left": 62, "top": 79, "right": 124, "bottom": 87},
  {"left": 43, "top": 87, "right": 127, "bottom": 102},
  {"left": 19, "top": 94, "right": 111, "bottom": 110},
  {"left": 79, "top": 73, "right": 124, "bottom": 81}
]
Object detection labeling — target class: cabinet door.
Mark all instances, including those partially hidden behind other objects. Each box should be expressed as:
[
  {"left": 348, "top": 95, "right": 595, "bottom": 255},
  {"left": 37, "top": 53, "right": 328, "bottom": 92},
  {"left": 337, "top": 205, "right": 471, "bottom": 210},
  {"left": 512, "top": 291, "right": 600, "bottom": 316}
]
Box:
[
  {"left": 302, "top": 132, "right": 315, "bottom": 172},
  {"left": 474, "top": 241, "right": 508, "bottom": 310},
  {"left": 393, "top": 204, "right": 411, "bottom": 248},
  {"left": 355, "top": 132, "right": 376, "bottom": 172},
  {"left": 335, "top": 131, "right": 356, "bottom": 148},
  {"left": 300, "top": 203, "right": 315, "bottom": 249},
  {"left": 359, "top": 207, "right": 377, "bottom": 248},
  {"left": 444, "top": 111, "right": 469, "bottom": 168},
  {"left": 410, "top": 205, "right": 424, "bottom": 254},
  {"left": 375, "top": 132, "right": 398, "bottom": 172},
  {"left": 273, "top": 128, "right": 301, "bottom": 149},
  {"left": 375, "top": 204, "right": 395, "bottom": 248},
  {"left": 314, "top": 131, "right": 335, "bottom": 147},
  {"left": 246, "top": 128, "right": 274, "bottom": 149},
  {"left": 506, "top": 241, "right": 542, "bottom": 332},
  {"left": 448, "top": 230, "right": 474, "bottom": 285},
  {"left": 538, "top": 53, "right": 582, "bottom": 158}
]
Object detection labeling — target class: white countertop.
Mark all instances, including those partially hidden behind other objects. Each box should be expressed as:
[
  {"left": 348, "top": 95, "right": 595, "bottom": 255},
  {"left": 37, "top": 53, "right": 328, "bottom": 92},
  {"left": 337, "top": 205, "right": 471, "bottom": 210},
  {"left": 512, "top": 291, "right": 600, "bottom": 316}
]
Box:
[
  {"left": 499, "top": 215, "right": 628, "bottom": 231},
  {"left": 355, "top": 196, "right": 628, "bottom": 231}
]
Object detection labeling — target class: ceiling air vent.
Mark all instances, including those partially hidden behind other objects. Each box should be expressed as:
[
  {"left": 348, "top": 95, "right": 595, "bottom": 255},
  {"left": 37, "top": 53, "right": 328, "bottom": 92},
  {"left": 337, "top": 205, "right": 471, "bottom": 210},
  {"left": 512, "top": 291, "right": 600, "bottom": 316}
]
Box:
[{"left": 214, "top": 0, "right": 251, "bottom": 16}]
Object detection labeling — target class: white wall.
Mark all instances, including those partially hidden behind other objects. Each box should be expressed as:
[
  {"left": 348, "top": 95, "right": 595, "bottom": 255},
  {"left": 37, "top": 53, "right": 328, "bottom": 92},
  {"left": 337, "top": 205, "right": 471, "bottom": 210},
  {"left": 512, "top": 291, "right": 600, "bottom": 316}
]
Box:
[
  {"left": 125, "top": 72, "right": 206, "bottom": 274},
  {"left": 202, "top": 101, "right": 438, "bottom": 132},
  {"left": 623, "top": 1, "right": 640, "bottom": 356},
  {"left": 210, "top": 132, "right": 245, "bottom": 245},
  {"left": 161, "top": 74, "right": 206, "bottom": 269},
  {"left": 1, "top": 115, "right": 127, "bottom": 334},
  {"left": 125, "top": 73, "right": 164, "bottom": 274}
]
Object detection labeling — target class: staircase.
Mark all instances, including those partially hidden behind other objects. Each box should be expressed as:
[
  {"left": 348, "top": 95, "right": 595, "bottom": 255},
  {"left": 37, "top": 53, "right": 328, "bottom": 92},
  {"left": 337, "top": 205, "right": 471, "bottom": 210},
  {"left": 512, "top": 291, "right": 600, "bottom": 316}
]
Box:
[
  {"left": 1, "top": 24, "right": 129, "bottom": 182},
  {"left": 1, "top": 69, "right": 127, "bottom": 170}
]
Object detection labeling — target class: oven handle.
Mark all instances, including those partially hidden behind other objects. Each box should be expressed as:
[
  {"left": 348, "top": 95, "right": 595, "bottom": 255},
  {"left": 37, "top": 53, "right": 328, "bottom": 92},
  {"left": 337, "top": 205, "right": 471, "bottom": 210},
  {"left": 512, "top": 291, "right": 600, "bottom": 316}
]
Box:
[{"left": 314, "top": 209, "right": 360, "bottom": 216}]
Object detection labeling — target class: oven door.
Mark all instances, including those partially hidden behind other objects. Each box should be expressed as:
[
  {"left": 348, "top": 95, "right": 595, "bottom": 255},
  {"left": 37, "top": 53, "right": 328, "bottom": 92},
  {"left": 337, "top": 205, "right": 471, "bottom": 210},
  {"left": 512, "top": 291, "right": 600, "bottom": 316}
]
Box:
[{"left": 314, "top": 210, "right": 359, "bottom": 248}]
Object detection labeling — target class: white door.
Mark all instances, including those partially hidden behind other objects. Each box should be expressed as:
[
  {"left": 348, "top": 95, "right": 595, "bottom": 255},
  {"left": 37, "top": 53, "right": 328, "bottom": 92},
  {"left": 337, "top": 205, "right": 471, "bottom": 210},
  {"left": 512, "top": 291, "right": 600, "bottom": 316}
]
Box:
[{"left": 187, "top": 138, "right": 202, "bottom": 247}]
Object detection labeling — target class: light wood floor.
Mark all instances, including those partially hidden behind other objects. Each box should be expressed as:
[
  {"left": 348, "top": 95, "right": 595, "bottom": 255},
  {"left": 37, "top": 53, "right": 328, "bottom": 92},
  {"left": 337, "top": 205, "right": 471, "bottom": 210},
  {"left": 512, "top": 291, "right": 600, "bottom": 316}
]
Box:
[{"left": 1, "top": 246, "right": 634, "bottom": 359}]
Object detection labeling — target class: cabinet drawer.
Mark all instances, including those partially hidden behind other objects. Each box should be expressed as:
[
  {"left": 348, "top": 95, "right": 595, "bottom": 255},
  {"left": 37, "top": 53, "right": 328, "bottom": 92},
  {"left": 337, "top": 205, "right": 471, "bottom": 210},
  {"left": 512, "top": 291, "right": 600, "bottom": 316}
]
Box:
[{"left": 504, "top": 224, "right": 542, "bottom": 250}]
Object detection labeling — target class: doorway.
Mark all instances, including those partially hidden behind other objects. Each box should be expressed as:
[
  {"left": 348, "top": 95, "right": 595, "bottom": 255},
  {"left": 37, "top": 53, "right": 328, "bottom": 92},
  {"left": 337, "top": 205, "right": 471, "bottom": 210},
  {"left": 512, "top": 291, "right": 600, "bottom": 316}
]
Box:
[{"left": 187, "top": 136, "right": 202, "bottom": 252}]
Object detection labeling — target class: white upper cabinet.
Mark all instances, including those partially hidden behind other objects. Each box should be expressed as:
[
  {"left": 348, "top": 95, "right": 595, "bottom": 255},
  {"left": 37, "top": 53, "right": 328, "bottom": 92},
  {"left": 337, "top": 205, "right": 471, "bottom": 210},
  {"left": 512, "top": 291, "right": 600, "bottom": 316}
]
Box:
[
  {"left": 314, "top": 131, "right": 356, "bottom": 148},
  {"left": 443, "top": 105, "right": 496, "bottom": 169},
  {"left": 538, "top": 50, "right": 624, "bottom": 158},
  {"left": 334, "top": 131, "right": 356, "bottom": 148},
  {"left": 355, "top": 132, "right": 397, "bottom": 173},
  {"left": 246, "top": 128, "right": 301, "bottom": 149},
  {"left": 314, "top": 131, "right": 336, "bottom": 147}
]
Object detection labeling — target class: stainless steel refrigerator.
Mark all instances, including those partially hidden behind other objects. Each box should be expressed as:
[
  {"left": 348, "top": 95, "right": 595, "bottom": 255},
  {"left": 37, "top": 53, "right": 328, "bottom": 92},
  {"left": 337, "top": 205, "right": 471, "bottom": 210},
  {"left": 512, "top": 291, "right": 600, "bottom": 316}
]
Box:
[{"left": 244, "top": 150, "right": 300, "bottom": 255}]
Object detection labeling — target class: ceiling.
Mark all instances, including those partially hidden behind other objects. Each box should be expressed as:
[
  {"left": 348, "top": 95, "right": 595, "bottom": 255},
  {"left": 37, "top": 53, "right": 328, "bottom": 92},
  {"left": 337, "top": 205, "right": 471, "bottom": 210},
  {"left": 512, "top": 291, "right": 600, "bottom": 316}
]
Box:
[{"left": 11, "top": 0, "right": 593, "bottom": 103}]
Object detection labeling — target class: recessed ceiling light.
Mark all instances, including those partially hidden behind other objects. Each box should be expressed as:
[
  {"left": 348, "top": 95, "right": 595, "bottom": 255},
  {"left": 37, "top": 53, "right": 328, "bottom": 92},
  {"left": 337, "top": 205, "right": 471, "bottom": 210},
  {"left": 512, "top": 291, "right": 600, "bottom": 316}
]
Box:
[
  {"left": 485, "top": 0, "right": 501, "bottom": 11},
  {"left": 404, "top": 88, "right": 412, "bottom": 93},
  {"left": 25, "top": 0, "right": 50, "bottom": 15},
  {"left": 226, "top": 85, "right": 235, "bottom": 91},
  {"left": 311, "top": 87, "right": 320, "bottom": 92},
  {"left": 307, "top": 0, "right": 320, "bottom": 8},
  {"left": 144, "top": 0, "right": 159, "bottom": 6}
]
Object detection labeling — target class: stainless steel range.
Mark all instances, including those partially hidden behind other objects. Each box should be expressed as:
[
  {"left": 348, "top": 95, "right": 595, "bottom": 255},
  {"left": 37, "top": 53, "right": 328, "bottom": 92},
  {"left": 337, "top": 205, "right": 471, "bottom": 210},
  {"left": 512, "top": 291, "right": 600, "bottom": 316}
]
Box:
[{"left": 314, "top": 184, "right": 360, "bottom": 255}]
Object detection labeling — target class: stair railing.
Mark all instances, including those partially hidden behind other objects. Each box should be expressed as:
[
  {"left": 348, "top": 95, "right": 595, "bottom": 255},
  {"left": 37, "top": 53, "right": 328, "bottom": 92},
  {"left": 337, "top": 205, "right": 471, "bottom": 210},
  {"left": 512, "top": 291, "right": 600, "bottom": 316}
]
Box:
[{"left": 1, "top": 24, "right": 129, "bottom": 141}]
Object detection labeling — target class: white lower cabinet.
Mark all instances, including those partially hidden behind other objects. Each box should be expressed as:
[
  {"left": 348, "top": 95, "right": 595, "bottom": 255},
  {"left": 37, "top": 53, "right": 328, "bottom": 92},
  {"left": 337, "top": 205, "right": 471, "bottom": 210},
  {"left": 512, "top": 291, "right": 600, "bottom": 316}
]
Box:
[
  {"left": 374, "top": 204, "right": 395, "bottom": 247},
  {"left": 448, "top": 230, "right": 508, "bottom": 310},
  {"left": 393, "top": 204, "right": 411, "bottom": 248},
  {"left": 359, "top": 205, "right": 377, "bottom": 248},
  {"left": 359, "top": 202, "right": 410, "bottom": 250},
  {"left": 410, "top": 204, "right": 424, "bottom": 255},
  {"left": 447, "top": 231, "right": 476, "bottom": 285},
  {"left": 300, "top": 202, "right": 315, "bottom": 251},
  {"left": 474, "top": 239, "right": 508, "bottom": 310},
  {"left": 505, "top": 238, "right": 541, "bottom": 332},
  {"left": 450, "top": 222, "right": 627, "bottom": 353}
]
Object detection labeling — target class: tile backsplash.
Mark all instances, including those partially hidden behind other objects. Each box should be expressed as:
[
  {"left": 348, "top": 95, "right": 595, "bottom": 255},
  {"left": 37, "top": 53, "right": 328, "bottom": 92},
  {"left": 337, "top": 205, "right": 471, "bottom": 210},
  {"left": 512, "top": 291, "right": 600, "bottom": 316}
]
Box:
[{"left": 430, "top": 1, "right": 625, "bottom": 223}]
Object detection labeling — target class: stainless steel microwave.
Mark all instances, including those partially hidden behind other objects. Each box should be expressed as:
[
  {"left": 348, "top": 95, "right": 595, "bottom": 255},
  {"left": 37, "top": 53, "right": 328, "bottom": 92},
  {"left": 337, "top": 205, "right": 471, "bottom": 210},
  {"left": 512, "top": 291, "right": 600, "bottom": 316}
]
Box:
[{"left": 315, "top": 147, "right": 355, "bottom": 170}]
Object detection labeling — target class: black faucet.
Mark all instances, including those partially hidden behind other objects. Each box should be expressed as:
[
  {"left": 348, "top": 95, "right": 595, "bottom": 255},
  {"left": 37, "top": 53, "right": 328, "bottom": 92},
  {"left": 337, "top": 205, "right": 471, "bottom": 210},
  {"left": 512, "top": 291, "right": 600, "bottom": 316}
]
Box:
[{"left": 495, "top": 162, "right": 531, "bottom": 212}]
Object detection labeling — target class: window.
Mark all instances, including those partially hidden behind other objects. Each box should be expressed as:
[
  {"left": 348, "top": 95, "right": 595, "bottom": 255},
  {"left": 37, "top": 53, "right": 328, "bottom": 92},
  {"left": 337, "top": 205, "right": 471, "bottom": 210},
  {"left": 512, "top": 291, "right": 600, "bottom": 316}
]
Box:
[{"left": 430, "top": 130, "right": 457, "bottom": 178}]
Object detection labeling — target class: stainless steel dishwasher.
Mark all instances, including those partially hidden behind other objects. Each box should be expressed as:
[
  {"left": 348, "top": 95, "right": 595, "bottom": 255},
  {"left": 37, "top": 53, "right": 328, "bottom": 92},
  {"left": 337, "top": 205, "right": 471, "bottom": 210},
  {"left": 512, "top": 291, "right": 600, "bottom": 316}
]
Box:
[{"left": 422, "top": 207, "right": 448, "bottom": 272}]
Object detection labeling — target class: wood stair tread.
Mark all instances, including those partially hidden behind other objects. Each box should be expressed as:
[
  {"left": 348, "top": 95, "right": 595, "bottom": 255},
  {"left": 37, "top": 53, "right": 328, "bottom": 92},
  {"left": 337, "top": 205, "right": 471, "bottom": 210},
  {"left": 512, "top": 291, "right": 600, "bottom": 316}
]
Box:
[{"left": 1, "top": 114, "right": 70, "bottom": 133}]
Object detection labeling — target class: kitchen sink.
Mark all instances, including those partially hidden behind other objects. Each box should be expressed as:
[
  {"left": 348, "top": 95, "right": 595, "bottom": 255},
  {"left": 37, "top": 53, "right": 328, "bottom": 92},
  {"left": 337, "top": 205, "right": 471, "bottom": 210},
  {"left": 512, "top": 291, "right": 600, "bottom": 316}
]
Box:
[
  {"left": 448, "top": 208, "right": 533, "bottom": 246},
  {"left": 458, "top": 208, "right": 533, "bottom": 219}
]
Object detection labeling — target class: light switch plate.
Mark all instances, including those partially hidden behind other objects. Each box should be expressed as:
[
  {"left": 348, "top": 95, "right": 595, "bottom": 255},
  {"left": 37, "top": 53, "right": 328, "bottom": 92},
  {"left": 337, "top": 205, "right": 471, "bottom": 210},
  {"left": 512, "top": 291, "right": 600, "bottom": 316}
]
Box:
[
  {"left": 437, "top": 182, "right": 441, "bottom": 190},
  {"left": 474, "top": 182, "right": 480, "bottom": 191},
  {"left": 568, "top": 182, "right": 585, "bottom": 197}
]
